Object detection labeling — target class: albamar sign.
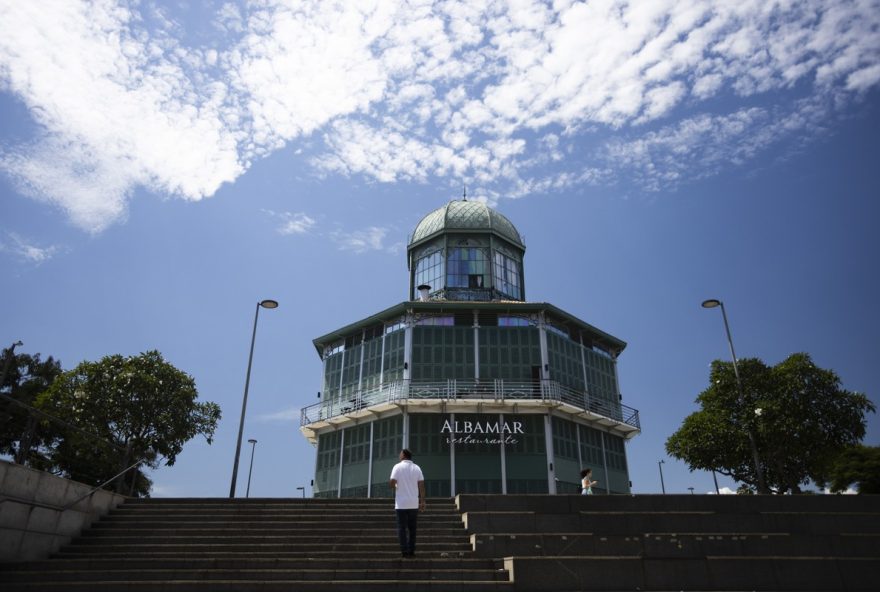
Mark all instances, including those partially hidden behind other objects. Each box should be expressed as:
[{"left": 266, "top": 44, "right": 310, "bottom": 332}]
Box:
[{"left": 440, "top": 418, "right": 523, "bottom": 445}]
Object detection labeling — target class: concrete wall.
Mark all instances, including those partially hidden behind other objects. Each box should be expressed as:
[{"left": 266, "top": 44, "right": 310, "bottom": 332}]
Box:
[{"left": 0, "top": 460, "right": 127, "bottom": 561}]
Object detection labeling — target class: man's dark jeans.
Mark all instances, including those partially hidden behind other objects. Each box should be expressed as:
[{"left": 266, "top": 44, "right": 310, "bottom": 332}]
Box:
[{"left": 396, "top": 508, "right": 418, "bottom": 555}]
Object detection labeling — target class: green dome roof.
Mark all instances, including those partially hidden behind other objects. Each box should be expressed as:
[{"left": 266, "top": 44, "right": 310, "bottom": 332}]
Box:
[{"left": 409, "top": 200, "right": 524, "bottom": 248}]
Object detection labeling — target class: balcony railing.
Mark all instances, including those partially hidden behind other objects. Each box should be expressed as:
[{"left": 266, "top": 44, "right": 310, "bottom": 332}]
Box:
[{"left": 300, "top": 379, "right": 640, "bottom": 431}]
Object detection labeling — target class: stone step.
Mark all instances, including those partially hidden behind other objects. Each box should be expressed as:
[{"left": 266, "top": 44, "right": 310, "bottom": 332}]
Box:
[
  {"left": 103, "top": 510, "right": 458, "bottom": 519},
  {"left": 502, "top": 555, "right": 880, "bottom": 591},
  {"left": 74, "top": 534, "right": 469, "bottom": 545},
  {"left": 122, "top": 497, "right": 411, "bottom": 504},
  {"left": 471, "top": 532, "right": 880, "bottom": 558},
  {"left": 1, "top": 566, "right": 510, "bottom": 583},
  {"left": 0, "top": 580, "right": 514, "bottom": 592},
  {"left": 95, "top": 519, "right": 463, "bottom": 529},
  {"left": 102, "top": 512, "right": 462, "bottom": 521},
  {"left": 56, "top": 542, "right": 474, "bottom": 554},
  {"left": 83, "top": 526, "right": 466, "bottom": 536},
  {"left": 113, "top": 501, "right": 456, "bottom": 510},
  {"left": 51, "top": 550, "right": 477, "bottom": 560},
  {"left": 456, "top": 493, "right": 880, "bottom": 514},
  {"left": 463, "top": 510, "right": 880, "bottom": 535},
  {"left": 1, "top": 557, "right": 502, "bottom": 572},
  {"left": 109, "top": 509, "right": 457, "bottom": 518}
]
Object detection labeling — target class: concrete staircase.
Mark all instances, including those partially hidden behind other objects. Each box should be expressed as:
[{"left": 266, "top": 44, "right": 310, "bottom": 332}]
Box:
[
  {"left": 460, "top": 493, "right": 880, "bottom": 591},
  {"left": 3, "top": 494, "right": 878, "bottom": 590},
  {"left": 0, "top": 497, "right": 511, "bottom": 591}
]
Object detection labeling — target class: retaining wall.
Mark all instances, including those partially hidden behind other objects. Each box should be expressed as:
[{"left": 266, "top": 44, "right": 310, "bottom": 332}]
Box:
[{"left": 0, "top": 460, "right": 126, "bottom": 561}]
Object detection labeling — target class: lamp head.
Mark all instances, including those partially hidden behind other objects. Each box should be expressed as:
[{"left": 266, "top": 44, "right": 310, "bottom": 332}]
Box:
[
  {"left": 247, "top": 439, "right": 257, "bottom": 444},
  {"left": 259, "top": 299, "right": 279, "bottom": 309},
  {"left": 701, "top": 299, "right": 721, "bottom": 309}
]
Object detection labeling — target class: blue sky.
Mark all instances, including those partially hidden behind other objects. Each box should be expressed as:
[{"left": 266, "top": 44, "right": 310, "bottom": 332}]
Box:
[{"left": 1, "top": 0, "right": 878, "bottom": 497}]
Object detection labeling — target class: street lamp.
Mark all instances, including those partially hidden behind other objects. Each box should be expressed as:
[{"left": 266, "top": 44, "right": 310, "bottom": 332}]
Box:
[
  {"left": 658, "top": 459, "right": 666, "bottom": 494},
  {"left": 245, "top": 439, "right": 258, "bottom": 498},
  {"left": 296, "top": 486, "right": 305, "bottom": 498},
  {"left": 230, "top": 299, "right": 278, "bottom": 498},
  {"left": 701, "top": 299, "right": 768, "bottom": 494}
]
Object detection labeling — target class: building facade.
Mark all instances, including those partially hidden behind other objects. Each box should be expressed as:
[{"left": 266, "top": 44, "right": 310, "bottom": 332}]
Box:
[{"left": 300, "top": 200, "right": 640, "bottom": 497}]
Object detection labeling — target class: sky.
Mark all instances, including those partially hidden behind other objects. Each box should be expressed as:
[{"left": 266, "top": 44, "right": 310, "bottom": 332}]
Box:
[{"left": 1, "top": 0, "right": 878, "bottom": 497}]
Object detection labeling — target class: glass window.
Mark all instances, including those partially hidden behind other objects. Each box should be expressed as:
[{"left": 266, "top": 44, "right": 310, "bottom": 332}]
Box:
[
  {"left": 493, "top": 251, "right": 522, "bottom": 300},
  {"left": 325, "top": 340, "right": 344, "bottom": 357},
  {"left": 547, "top": 331, "right": 586, "bottom": 392},
  {"left": 414, "top": 315, "right": 454, "bottom": 326},
  {"left": 383, "top": 329, "right": 405, "bottom": 383},
  {"left": 413, "top": 250, "right": 444, "bottom": 298},
  {"left": 545, "top": 322, "right": 569, "bottom": 339},
  {"left": 447, "top": 247, "right": 490, "bottom": 289},
  {"left": 385, "top": 318, "right": 405, "bottom": 334},
  {"left": 498, "top": 316, "right": 531, "bottom": 327}
]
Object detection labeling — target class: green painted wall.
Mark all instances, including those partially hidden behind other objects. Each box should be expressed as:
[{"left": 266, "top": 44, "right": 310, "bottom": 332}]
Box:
[
  {"left": 479, "top": 326, "right": 541, "bottom": 381},
  {"left": 412, "top": 326, "right": 474, "bottom": 381},
  {"left": 454, "top": 413, "right": 502, "bottom": 493},
  {"left": 505, "top": 414, "right": 548, "bottom": 493},
  {"left": 314, "top": 431, "right": 341, "bottom": 498},
  {"left": 370, "top": 415, "right": 402, "bottom": 498},
  {"left": 409, "top": 414, "right": 452, "bottom": 496}
]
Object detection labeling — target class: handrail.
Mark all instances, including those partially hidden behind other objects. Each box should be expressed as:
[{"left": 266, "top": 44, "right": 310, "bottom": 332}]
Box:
[
  {"left": 0, "top": 457, "right": 143, "bottom": 512},
  {"left": 63, "top": 458, "right": 144, "bottom": 510}
]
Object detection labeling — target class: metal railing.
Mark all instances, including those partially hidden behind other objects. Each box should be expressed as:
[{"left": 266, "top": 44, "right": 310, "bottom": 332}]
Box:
[{"left": 301, "top": 379, "right": 640, "bottom": 430}]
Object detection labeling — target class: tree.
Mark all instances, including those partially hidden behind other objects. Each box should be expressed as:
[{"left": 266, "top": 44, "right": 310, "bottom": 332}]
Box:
[
  {"left": 0, "top": 349, "right": 63, "bottom": 467},
  {"left": 666, "top": 353, "right": 874, "bottom": 494},
  {"left": 35, "top": 350, "right": 221, "bottom": 496},
  {"left": 817, "top": 445, "right": 880, "bottom": 494}
]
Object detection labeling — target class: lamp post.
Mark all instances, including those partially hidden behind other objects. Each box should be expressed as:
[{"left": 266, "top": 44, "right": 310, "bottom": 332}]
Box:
[
  {"left": 711, "top": 470, "right": 720, "bottom": 494},
  {"left": 230, "top": 299, "right": 278, "bottom": 498},
  {"left": 701, "top": 299, "right": 768, "bottom": 494},
  {"left": 658, "top": 459, "right": 666, "bottom": 494},
  {"left": 245, "top": 439, "right": 258, "bottom": 498},
  {"left": 296, "top": 486, "right": 305, "bottom": 498}
]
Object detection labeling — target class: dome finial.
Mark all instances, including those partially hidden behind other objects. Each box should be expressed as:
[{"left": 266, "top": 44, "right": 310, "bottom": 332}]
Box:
[{"left": 462, "top": 183, "right": 467, "bottom": 201}]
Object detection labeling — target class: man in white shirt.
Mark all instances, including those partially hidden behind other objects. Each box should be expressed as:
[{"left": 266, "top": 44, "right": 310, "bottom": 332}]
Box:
[{"left": 389, "top": 448, "right": 426, "bottom": 557}]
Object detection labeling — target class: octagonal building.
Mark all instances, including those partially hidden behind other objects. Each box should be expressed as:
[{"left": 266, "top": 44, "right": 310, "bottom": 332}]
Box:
[{"left": 300, "top": 199, "right": 640, "bottom": 497}]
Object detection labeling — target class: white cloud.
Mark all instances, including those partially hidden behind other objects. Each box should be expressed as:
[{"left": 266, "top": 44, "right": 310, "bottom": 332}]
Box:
[
  {"left": 602, "top": 95, "right": 834, "bottom": 190},
  {"left": 1, "top": 0, "right": 879, "bottom": 231},
  {"left": 263, "top": 209, "right": 317, "bottom": 235},
  {"left": 257, "top": 406, "right": 301, "bottom": 422},
  {"left": 0, "top": 232, "right": 61, "bottom": 263},
  {"left": 331, "top": 226, "right": 399, "bottom": 254},
  {"left": 0, "top": 0, "right": 244, "bottom": 232}
]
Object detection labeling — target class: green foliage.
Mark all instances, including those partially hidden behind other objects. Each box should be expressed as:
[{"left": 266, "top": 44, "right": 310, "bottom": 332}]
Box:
[
  {"left": 36, "top": 350, "right": 221, "bottom": 496},
  {"left": 666, "top": 353, "right": 874, "bottom": 494},
  {"left": 0, "top": 350, "right": 63, "bottom": 466},
  {"left": 818, "top": 445, "right": 880, "bottom": 494}
]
